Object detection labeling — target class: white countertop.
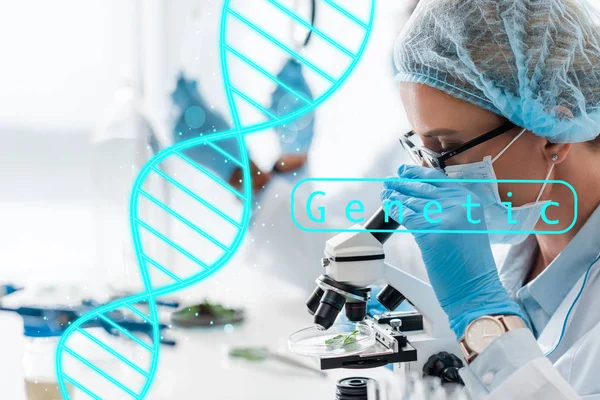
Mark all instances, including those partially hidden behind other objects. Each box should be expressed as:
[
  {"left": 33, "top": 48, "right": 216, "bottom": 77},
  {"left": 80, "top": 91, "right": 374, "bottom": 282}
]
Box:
[{"left": 0, "top": 255, "right": 394, "bottom": 400}]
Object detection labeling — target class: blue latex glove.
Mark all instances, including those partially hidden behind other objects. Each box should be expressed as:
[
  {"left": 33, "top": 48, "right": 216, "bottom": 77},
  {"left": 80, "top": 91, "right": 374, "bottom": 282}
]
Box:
[
  {"left": 171, "top": 74, "right": 240, "bottom": 181},
  {"left": 270, "top": 59, "right": 315, "bottom": 155},
  {"left": 380, "top": 165, "right": 525, "bottom": 338}
]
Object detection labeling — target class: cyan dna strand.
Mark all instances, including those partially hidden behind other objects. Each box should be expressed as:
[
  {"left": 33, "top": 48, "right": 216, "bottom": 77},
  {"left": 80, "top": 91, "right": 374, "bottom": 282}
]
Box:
[{"left": 55, "top": 1, "right": 375, "bottom": 398}]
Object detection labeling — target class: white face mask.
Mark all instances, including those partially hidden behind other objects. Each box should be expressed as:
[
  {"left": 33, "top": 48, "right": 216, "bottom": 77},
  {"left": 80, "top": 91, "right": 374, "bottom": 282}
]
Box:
[{"left": 444, "top": 129, "right": 555, "bottom": 245}]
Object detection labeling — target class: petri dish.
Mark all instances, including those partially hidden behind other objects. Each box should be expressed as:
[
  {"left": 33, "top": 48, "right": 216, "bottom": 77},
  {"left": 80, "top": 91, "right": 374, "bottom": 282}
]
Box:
[{"left": 288, "top": 323, "right": 375, "bottom": 358}]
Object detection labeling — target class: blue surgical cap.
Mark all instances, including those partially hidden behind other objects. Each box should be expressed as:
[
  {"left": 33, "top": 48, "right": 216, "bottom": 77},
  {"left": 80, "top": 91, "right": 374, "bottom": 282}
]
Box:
[{"left": 394, "top": 0, "right": 600, "bottom": 143}]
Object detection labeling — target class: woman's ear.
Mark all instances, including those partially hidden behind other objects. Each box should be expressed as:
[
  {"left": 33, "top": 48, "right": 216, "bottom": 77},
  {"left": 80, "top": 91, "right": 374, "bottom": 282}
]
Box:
[
  {"left": 544, "top": 141, "right": 572, "bottom": 163},
  {"left": 554, "top": 105, "right": 575, "bottom": 120}
]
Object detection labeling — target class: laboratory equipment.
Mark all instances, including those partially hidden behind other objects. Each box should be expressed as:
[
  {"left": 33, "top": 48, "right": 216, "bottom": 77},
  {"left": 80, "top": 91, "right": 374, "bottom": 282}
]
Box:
[
  {"left": 288, "top": 322, "right": 375, "bottom": 358},
  {"left": 21, "top": 321, "right": 151, "bottom": 400},
  {"left": 0, "top": 303, "right": 176, "bottom": 346},
  {"left": 336, "top": 377, "right": 380, "bottom": 400},
  {"left": 402, "top": 374, "right": 446, "bottom": 400},
  {"left": 23, "top": 332, "right": 73, "bottom": 400},
  {"left": 0, "top": 283, "right": 23, "bottom": 297},
  {"left": 0, "top": 285, "right": 173, "bottom": 400},
  {"left": 229, "top": 346, "right": 326, "bottom": 377},
  {"left": 0, "top": 287, "right": 176, "bottom": 346},
  {"left": 292, "top": 207, "right": 465, "bottom": 385},
  {"left": 108, "top": 291, "right": 180, "bottom": 309},
  {"left": 333, "top": 375, "right": 465, "bottom": 400}
]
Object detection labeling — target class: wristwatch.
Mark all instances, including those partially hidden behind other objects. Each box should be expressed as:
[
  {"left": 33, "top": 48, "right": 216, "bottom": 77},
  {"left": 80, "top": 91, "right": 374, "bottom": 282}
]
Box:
[{"left": 459, "top": 315, "right": 526, "bottom": 364}]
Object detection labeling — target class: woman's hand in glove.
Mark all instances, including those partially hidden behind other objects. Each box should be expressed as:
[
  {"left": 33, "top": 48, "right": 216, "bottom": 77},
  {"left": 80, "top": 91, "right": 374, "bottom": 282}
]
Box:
[{"left": 381, "top": 165, "right": 525, "bottom": 338}]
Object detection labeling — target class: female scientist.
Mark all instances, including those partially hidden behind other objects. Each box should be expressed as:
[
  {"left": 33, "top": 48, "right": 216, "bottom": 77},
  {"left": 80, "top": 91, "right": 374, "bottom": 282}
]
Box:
[{"left": 382, "top": 0, "right": 600, "bottom": 398}]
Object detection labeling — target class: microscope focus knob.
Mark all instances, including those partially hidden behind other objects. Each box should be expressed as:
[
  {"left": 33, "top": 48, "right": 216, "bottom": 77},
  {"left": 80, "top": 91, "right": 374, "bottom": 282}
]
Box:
[
  {"left": 389, "top": 318, "right": 402, "bottom": 330},
  {"left": 423, "top": 352, "right": 464, "bottom": 384}
]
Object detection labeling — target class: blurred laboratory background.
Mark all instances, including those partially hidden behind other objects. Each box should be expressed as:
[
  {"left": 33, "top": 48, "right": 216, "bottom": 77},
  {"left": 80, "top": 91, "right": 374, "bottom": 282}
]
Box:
[
  {"left": 0, "top": 0, "right": 560, "bottom": 399},
  {"left": 0, "top": 0, "right": 417, "bottom": 287}
]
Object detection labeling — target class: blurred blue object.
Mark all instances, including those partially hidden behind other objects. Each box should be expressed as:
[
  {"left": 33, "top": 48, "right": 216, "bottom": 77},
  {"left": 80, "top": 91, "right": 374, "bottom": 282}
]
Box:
[
  {"left": 0, "top": 292, "right": 175, "bottom": 344},
  {"left": 171, "top": 74, "right": 241, "bottom": 181},
  {"left": 269, "top": 59, "right": 315, "bottom": 156},
  {"left": 0, "top": 284, "right": 23, "bottom": 298},
  {"left": 0, "top": 303, "right": 173, "bottom": 343},
  {"left": 367, "top": 286, "right": 414, "bottom": 317}
]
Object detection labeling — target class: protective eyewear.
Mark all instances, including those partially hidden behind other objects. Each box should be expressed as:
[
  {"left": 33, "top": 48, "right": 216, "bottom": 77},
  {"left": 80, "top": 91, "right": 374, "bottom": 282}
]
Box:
[{"left": 399, "top": 121, "right": 517, "bottom": 170}]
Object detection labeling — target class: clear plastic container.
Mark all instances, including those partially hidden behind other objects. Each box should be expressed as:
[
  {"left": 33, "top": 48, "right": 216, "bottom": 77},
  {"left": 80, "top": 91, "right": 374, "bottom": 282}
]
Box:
[
  {"left": 288, "top": 323, "right": 375, "bottom": 358},
  {"left": 22, "top": 327, "right": 146, "bottom": 400},
  {"left": 0, "top": 313, "right": 25, "bottom": 399},
  {"left": 23, "top": 336, "right": 73, "bottom": 400}
]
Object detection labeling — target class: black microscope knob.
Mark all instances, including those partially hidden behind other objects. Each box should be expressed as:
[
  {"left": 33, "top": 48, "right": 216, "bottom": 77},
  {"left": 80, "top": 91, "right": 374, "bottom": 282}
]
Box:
[{"left": 422, "top": 351, "right": 464, "bottom": 384}]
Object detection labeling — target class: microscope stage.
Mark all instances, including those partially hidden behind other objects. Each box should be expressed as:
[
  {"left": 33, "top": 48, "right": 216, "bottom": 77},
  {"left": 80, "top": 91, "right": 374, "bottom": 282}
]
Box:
[{"left": 318, "top": 341, "right": 417, "bottom": 370}]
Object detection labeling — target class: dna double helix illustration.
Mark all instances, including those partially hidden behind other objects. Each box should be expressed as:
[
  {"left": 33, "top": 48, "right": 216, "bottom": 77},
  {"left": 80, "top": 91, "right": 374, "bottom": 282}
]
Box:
[{"left": 56, "top": 1, "right": 375, "bottom": 398}]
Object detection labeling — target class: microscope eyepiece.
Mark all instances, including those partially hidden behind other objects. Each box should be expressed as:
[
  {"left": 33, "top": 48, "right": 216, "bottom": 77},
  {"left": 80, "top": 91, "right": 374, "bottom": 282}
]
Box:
[
  {"left": 364, "top": 207, "right": 401, "bottom": 244},
  {"left": 306, "top": 287, "right": 324, "bottom": 316},
  {"left": 376, "top": 284, "right": 406, "bottom": 311},
  {"left": 314, "top": 289, "right": 346, "bottom": 330}
]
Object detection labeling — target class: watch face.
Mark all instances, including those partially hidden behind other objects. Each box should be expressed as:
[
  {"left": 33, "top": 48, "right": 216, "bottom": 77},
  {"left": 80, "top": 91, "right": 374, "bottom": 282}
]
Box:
[{"left": 465, "top": 317, "right": 505, "bottom": 353}]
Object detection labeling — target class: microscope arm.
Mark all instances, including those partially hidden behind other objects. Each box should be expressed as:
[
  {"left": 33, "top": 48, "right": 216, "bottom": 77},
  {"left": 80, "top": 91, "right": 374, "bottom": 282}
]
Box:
[
  {"left": 382, "top": 262, "right": 454, "bottom": 339},
  {"left": 365, "top": 208, "right": 450, "bottom": 337}
]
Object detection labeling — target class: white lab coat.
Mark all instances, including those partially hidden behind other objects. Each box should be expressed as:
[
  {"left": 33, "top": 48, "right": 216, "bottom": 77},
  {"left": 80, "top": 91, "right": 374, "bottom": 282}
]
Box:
[
  {"left": 484, "top": 259, "right": 600, "bottom": 399},
  {"left": 461, "top": 205, "right": 600, "bottom": 399}
]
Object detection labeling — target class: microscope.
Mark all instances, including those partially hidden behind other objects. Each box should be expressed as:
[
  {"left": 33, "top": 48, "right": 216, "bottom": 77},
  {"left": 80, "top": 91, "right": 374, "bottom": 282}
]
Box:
[{"left": 304, "top": 207, "right": 464, "bottom": 383}]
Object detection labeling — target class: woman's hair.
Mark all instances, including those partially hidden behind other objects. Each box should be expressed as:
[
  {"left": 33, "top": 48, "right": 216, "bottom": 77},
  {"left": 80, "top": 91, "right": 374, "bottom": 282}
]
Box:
[
  {"left": 488, "top": 0, "right": 600, "bottom": 147},
  {"left": 394, "top": 0, "right": 600, "bottom": 144}
]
